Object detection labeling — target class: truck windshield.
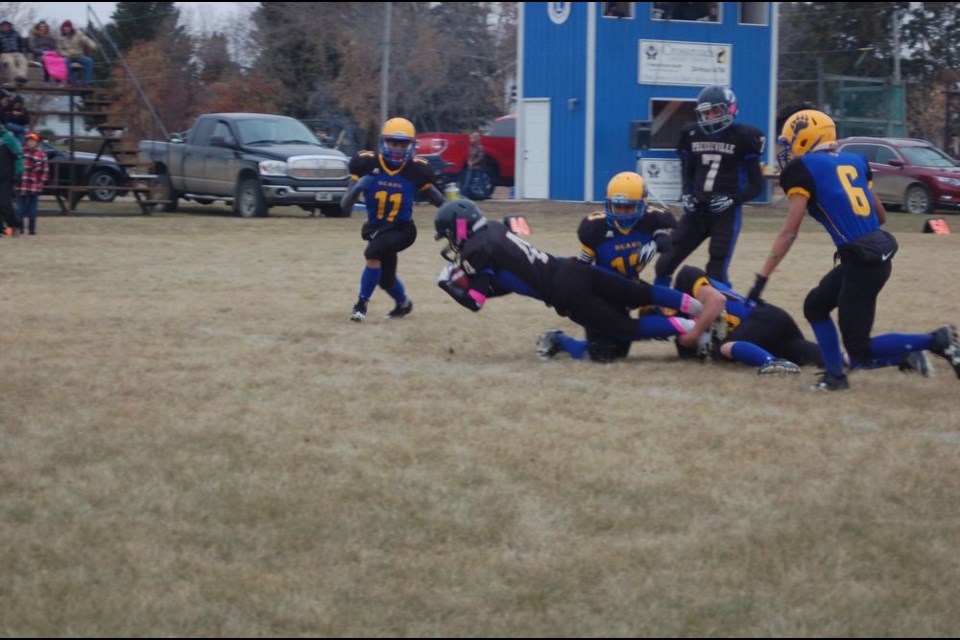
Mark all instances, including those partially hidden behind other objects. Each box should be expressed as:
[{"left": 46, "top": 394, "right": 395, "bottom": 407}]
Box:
[{"left": 235, "top": 119, "right": 321, "bottom": 146}]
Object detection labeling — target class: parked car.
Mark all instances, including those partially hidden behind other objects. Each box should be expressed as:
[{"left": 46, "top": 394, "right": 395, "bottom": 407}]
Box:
[
  {"left": 415, "top": 114, "right": 516, "bottom": 200},
  {"left": 41, "top": 140, "right": 128, "bottom": 202},
  {"left": 835, "top": 136, "right": 960, "bottom": 214}
]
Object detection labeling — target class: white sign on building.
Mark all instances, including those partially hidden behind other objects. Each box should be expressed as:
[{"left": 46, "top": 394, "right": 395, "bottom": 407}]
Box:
[
  {"left": 638, "top": 158, "right": 683, "bottom": 203},
  {"left": 638, "top": 39, "right": 732, "bottom": 87}
]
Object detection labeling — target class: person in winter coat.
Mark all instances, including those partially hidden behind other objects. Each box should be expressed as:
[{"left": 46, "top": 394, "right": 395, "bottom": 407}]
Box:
[
  {"left": 0, "top": 123, "right": 23, "bottom": 236},
  {"left": 0, "top": 18, "right": 28, "bottom": 86},
  {"left": 56, "top": 20, "right": 97, "bottom": 86},
  {"left": 16, "top": 131, "right": 47, "bottom": 235}
]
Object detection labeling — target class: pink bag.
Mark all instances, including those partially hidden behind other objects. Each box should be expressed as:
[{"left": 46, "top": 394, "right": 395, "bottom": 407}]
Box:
[{"left": 42, "top": 51, "right": 68, "bottom": 83}]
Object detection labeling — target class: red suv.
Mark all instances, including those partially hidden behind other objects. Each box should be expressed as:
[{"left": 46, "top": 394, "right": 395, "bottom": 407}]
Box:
[
  {"left": 836, "top": 137, "right": 960, "bottom": 214},
  {"left": 415, "top": 114, "right": 516, "bottom": 199}
]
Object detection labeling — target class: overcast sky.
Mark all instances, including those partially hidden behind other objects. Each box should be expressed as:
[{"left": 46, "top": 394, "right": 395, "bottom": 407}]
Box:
[{"left": 23, "top": 2, "right": 258, "bottom": 32}]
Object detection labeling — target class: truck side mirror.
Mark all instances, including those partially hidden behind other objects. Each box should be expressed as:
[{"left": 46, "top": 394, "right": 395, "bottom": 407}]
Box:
[{"left": 169, "top": 133, "right": 184, "bottom": 143}]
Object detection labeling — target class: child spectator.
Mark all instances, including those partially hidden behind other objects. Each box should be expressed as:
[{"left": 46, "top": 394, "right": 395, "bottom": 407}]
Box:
[
  {"left": 17, "top": 131, "right": 48, "bottom": 235},
  {"left": 2, "top": 92, "right": 30, "bottom": 144},
  {"left": 0, "top": 123, "right": 22, "bottom": 237}
]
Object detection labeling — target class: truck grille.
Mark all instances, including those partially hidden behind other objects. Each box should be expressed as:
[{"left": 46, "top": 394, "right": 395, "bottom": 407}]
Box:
[{"left": 288, "top": 156, "right": 349, "bottom": 180}]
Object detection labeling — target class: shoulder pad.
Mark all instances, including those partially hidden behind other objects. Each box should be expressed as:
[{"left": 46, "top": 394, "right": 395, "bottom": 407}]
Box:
[{"left": 358, "top": 150, "right": 375, "bottom": 157}]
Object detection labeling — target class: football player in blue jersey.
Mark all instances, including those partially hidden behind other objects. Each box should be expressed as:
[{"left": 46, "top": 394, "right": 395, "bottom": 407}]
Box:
[
  {"left": 434, "top": 198, "right": 710, "bottom": 356},
  {"left": 748, "top": 109, "right": 960, "bottom": 390},
  {"left": 341, "top": 117, "right": 445, "bottom": 322},
  {"left": 654, "top": 85, "right": 765, "bottom": 287},
  {"left": 671, "top": 264, "right": 823, "bottom": 375},
  {"left": 535, "top": 171, "right": 707, "bottom": 362}
]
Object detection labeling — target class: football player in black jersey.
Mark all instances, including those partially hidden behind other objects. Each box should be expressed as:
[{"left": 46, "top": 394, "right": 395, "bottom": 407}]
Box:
[
  {"left": 654, "top": 85, "right": 764, "bottom": 287},
  {"left": 535, "top": 172, "right": 702, "bottom": 362},
  {"left": 341, "top": 117, "right": 445, "bottom": 322},
  {"left": 672, "top": 264, "right": 823, "bottom": 375},
  {"left": 434, "top": 199, "right": 711, "bottom": 357}
]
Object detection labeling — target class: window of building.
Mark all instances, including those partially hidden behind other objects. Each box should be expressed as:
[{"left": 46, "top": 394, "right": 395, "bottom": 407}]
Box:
[
  {"left": 651, "top": 2, "right": 720, "bottom": 23},
  {"left": 739, "top": 2, "right": 768, "bottom": 25},
  {"left": 649, "top": 99, "right": 697, "bottom": 149},
  {"left": 602, "top": 2, "right": 633, "bottom": 19}
]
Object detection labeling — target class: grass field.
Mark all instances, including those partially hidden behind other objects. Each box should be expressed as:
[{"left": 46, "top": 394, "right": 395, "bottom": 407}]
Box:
[{"left": 2, "top": 196, "right": 959, "bottom": 636}]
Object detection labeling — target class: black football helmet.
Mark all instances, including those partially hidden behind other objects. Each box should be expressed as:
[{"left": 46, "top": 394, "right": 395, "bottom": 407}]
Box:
[
  {"left": 695, "top": 85, "right": 737, "bottom": 135},
  {"left": 435, "top": 198, "right": 487, "bottom": 260}
]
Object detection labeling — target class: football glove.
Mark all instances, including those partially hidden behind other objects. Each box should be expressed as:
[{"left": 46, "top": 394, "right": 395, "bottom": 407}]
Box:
[
  {"left": 437, "top": 262, "right": 457, "bottom": 284},
  {"left": 747, "top": 273, "right": 768, "bottom": 304},
  {"left": 635, "top": 240, "right": 658, "bottom": 267},
  {"left": 708, "top": 195, "right": 734, "bottom": 214},
  {"left": 681, "top": 193, "right": 699, "bottom": 214}
]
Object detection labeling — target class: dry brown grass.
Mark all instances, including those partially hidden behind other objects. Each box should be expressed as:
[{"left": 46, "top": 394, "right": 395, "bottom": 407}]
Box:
[{"left": 2, "top": 197, "right": 959, "bottom": 637}]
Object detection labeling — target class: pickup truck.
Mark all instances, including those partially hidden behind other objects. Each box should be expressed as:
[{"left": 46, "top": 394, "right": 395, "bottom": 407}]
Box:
[
  {"left": 415, "top": 114, "right": 516, "bottom": 200},
  {"left": 138, "top": 113, "right": 352, "bottom": 217}
]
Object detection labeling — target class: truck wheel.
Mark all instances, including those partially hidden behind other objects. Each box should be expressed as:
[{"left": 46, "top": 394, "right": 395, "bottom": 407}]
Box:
[
  {"left": 236, "top": 178, "right": 268, "bottom": 218},
  {"left": 320, "top": 204, "right": 351, "bottom": 218},
  {"left": 87, "top": 169, "right": 120, "bottom": 202},
  {"left": 462, "top": 169, "right": 494, "bottom": 200},
  {"left": 159, "top": 172, "right": 179, "bottom": 212}
]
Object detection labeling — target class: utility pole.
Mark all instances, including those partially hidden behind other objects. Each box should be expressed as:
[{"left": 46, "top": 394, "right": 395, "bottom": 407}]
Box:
[
  {"left": 891, "top": 6, "right": 902, "bottom": 136},
  {"left": 380, "top": 2, "right": 392, "bottom": 124}
]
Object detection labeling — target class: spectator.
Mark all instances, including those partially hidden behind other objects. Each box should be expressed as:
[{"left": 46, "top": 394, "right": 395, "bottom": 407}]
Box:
[
  {"left": 461, "top": 131, "right": 487, "bottom": 200},
  {"left": 28, "top": 21, "right": 58, "bottom": 84},
  {"left": 2, "top": 91, "right": 30, "bottom": 144},
  {"left": 56, "top": 20, "right": 97, "bottom": 86},
  {"left": 666, "top": 2, "right": 717, "bottom": 21},
  {"left": 0, "top": 18, "right": 29, "bottom": 87},
  {"left": 603, "top": 3, "right": 629, "bottom": 18},
  {"left": 16, "top": 131, "right": 47, "bottom": 235},
  {"left": 0, "top": 123, "right": 22, "bottom": 237}
]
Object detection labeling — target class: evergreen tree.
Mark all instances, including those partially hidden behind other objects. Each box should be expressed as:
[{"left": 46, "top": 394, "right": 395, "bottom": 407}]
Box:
[{"left": 106, "top": 2, "right": 182, "bottom": 52}]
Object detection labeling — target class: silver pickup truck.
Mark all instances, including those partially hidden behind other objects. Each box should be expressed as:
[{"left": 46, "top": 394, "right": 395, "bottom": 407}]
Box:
[{"left": 139, "top": 113, "right": 352, "bottom": 217}]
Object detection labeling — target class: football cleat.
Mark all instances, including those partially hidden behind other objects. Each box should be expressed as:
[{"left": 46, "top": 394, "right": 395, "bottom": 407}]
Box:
[
  {"left": 811, "top": 370, "right": 850, "bottom": 392},
  {"left": 536, "top": 330, "right": 564, "bottom": 358},
  {"left": 350, "top": 300, "right": 368, "bottom": 322},
  {"left": 929, "top": 324, "right": 960, "bottom": 379},
  {"left": 898, "top": 351, "right": 933, "bottom": 378},
  {"left": 385, "top": 299, "right": 413, "bottom": 319},
  {"left": 757, "top": 358, "right": 801, "bottom": 376}
]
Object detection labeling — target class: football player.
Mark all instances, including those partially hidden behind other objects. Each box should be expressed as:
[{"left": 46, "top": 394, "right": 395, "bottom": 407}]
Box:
[
  {"left": 536, "top": 171, "right": 695, "bottom": 362},
  {"left": 341, "top": 117, "right": 445, "bottom": 322},
  {"left": 748, "top": 109, "right": 959, "bottom": 390},
  {"left": 434, "top": 198, "right": 710, "bottom": 357},
  {"left": 671, "top": 264, "right": 822, "bottom": 375},
  {"left": 654, "top": 85, "right": 765, "bottom": 287}
]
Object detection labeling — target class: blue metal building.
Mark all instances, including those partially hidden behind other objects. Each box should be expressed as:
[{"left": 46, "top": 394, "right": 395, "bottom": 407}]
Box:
[{"left": 515, "top": 2, "right": 777, "bottom": 203}]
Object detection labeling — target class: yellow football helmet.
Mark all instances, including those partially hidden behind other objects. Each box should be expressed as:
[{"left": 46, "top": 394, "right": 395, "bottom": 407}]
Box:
[
  {"left": 777, "top": 109, "right": 836, "bottom": 169},
  {"left": 604, "top": 171, "right": 647, "bottom": 231},
  {"left": 380, "top": 117, "right": 417, "bottom": 168}
]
